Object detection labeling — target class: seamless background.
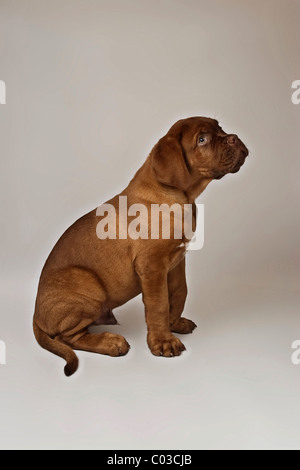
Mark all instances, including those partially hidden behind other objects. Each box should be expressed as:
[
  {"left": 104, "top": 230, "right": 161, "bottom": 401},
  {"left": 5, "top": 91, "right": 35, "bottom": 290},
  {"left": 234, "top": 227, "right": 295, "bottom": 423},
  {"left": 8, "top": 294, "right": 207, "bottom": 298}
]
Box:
[{"left": 0, "top": 0, "right": 299, "bottom": 450}]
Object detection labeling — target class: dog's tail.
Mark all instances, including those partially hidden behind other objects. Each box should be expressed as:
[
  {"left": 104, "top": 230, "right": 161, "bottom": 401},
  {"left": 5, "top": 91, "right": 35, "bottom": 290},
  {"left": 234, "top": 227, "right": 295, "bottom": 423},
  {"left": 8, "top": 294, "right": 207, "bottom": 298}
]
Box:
[{"left": 33, "top": 320, "right": 79, "bottom": 377}]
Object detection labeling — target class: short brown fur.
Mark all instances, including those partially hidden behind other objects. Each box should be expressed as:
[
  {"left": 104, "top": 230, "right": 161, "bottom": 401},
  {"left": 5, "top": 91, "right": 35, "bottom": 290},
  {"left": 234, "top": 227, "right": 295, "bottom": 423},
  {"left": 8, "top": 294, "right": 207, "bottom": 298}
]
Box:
[{"left": 33, "top": 117, "right": 248, "bottom": 375}]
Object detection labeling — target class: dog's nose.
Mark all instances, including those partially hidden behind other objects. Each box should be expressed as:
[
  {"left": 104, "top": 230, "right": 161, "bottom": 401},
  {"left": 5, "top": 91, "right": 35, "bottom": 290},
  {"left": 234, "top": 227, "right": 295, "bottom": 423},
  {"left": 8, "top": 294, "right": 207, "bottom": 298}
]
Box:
[
  {"left": 226, "top": 134, "right": 249, "bottom": 157},
  {"left": 226, "top": 134, "right": 238, "bottom": 145}
]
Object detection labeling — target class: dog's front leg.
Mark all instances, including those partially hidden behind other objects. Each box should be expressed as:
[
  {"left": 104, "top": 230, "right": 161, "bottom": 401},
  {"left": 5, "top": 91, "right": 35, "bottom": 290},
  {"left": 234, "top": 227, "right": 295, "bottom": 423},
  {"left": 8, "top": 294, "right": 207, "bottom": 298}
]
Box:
[
  {"left": 136, "top": 263, "right": 186, "bottom": 357},
  {"left": 168, "top": 259, "right": 197, "bottom": 334}
]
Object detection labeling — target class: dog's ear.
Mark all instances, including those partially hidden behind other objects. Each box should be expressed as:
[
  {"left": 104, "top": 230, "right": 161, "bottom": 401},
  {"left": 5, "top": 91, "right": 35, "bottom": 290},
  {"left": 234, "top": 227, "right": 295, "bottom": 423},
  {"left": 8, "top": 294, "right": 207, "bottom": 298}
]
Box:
[{"left": 151, "top": 135, "right": 191, "bottom": 190}]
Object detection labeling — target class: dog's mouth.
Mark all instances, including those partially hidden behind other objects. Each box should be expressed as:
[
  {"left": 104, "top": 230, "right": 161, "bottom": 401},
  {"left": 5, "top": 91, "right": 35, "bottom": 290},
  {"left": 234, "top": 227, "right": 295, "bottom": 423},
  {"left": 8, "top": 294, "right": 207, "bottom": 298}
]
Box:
[
  {"left": 230, "top": 148, "right": 249, "bottom": 173},
  {"left": 214, "top": 147, "right": 248, "bottom": 179}
]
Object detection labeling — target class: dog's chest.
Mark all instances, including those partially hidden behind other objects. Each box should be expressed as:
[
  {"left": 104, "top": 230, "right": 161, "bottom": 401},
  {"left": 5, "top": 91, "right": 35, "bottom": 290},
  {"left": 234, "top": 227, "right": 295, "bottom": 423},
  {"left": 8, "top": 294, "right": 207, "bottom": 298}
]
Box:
[{"left": 169, "top": 244, "right": 187, "bottom": 270}]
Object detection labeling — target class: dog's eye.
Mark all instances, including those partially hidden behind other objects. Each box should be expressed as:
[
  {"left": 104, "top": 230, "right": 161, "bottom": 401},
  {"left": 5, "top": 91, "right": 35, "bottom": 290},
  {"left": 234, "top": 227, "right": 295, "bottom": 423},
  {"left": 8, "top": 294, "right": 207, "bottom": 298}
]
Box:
[{"left": 197, "top": 135, "right": 208, "bottom": 146}]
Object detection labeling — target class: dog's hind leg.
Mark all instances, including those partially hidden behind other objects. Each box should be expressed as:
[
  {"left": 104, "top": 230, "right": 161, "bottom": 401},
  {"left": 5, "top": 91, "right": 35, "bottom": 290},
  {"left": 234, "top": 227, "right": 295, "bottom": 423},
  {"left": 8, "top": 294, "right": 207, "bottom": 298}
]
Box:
[
  {"left": 34, "top": 266, "right": 130, "bottom": 374},
  {"left": 60, "top": 328, "right": 130, "bottom": 357}
]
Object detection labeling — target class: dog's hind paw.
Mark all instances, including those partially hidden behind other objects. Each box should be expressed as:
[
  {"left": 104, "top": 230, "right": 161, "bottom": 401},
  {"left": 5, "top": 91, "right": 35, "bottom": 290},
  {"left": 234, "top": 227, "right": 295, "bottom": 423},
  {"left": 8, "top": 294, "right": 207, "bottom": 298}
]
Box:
[{"left": 101, "top": 332, "right": 130, "bottom": 357}]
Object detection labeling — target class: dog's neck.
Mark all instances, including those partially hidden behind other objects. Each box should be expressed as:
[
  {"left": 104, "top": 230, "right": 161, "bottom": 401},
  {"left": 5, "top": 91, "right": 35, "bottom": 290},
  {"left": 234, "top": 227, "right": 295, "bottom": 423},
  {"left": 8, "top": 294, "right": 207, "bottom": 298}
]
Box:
[
  {"left": 126, "top": 157, "right": 213, "bottom": 205},
  {"left": 185, "top": 178, "right": 213, "bottom": 203}
]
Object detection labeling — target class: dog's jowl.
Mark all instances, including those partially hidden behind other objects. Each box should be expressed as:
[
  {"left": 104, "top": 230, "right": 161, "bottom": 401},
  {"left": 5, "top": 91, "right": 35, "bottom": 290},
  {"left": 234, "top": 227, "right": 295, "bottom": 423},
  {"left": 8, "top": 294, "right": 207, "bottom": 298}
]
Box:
[{"left": 33, "top": 117, "right": 248, "bottom": 376}]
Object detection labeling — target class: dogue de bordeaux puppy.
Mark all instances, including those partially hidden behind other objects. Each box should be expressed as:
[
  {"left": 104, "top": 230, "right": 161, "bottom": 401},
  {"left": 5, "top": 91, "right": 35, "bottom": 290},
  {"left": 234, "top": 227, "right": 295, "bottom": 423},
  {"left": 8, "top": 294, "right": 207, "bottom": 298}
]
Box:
[{"left": 33, "top": 117, "right": 248, "bottom": 376}]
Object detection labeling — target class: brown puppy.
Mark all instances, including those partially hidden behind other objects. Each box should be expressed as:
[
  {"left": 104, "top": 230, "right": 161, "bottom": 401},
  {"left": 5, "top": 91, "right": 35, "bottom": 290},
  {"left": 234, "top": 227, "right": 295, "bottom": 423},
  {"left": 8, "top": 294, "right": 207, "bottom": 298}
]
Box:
[{"left": 33, "top": 117, "right": 248, "bottom": 376}]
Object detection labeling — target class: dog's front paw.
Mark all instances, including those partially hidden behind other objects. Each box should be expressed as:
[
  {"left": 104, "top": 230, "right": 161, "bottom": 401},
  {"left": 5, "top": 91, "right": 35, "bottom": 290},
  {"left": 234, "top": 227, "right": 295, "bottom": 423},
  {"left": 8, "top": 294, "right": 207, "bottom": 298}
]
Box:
[
  {"left": 171, "top": 317, "right": 197, "bottom": 334},
  {"left": 147, "top": 332, "right": 186, "bottom": 357}
]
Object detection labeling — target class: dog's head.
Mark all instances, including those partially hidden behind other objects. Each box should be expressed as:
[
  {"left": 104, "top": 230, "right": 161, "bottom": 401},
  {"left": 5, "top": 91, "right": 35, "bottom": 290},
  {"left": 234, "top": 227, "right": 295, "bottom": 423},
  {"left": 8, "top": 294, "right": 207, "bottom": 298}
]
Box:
[{"left": 151, "top": 117, "right": 249, "bottom": 191}]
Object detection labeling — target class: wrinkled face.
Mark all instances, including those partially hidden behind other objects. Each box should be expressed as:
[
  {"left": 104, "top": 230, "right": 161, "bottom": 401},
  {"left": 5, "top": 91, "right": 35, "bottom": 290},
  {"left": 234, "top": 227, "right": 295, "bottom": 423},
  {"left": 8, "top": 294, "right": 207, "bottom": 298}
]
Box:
[
  {"left": 180, "top": 117, "right": 249, "bottom": 180},
  {"left": 152, "top": 117, "right": 249, "bottom": 191}
]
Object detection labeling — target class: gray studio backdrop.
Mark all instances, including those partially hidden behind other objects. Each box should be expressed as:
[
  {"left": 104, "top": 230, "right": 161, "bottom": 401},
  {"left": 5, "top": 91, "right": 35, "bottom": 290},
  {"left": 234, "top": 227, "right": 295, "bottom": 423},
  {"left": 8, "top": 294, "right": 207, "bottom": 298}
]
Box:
[{"left": 0, "top": 0, "right": 299, "bottom": 450}]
